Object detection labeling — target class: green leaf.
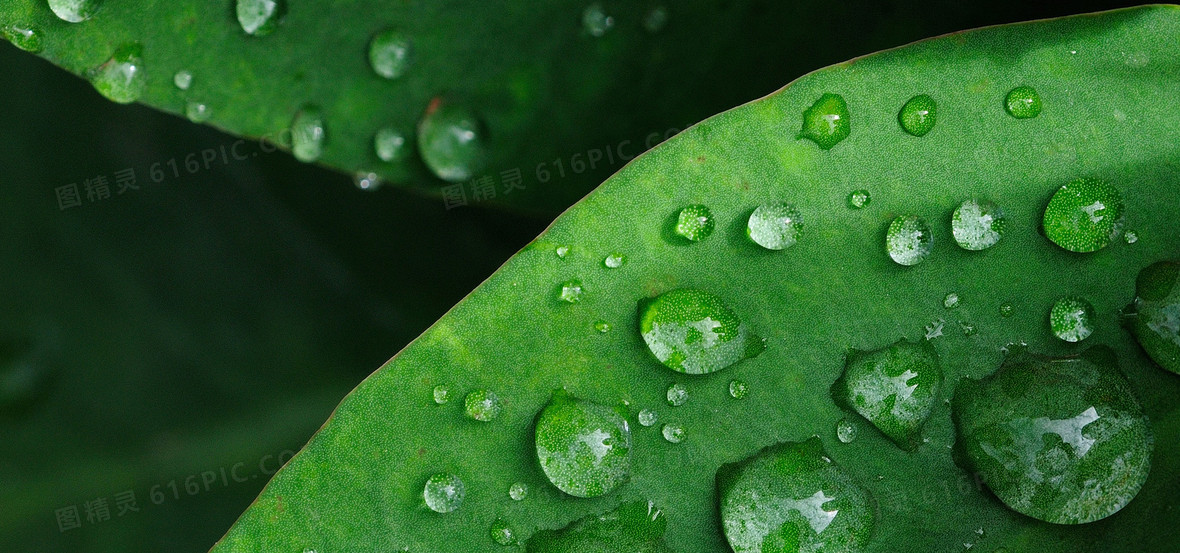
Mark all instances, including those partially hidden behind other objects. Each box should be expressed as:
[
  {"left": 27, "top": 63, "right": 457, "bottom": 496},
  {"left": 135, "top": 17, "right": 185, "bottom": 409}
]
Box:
[{"left": 214, "top": 6, "right": 1180, "bottom": 553}]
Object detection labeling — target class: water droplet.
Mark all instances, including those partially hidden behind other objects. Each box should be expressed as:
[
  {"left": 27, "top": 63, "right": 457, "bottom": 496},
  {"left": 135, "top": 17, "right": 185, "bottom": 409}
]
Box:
[
  {"left": 555, "top": 245, "right": 570, "bottom": 259},
  {"left": 354, "top": 171, "right": 382, "bottom": 191},
  {"left": 674, "top": 204, "right": 715, "bottom": 242},
  {"left": 718, "top": 438, "right": 875, "bottom": 553},
  {"left": 960, "top": 321, "right": 978, "bottom": 336},
  {"left": 88, "top": 44, "right": 145, "bottom": 104},
  {"left": 464, "top": 389, "right": 502, "bottom": 421},
  {"left": 944, "top": 293, "right": 961, "bottom": 309},
  {"left": 368, "top": 29, "right": 413, "bottom": 79},
  {"left": 1004, "top": 86, "right": 1042, "bottom": 119},
  {"left": 836, "top": 418, "right": 857, "bottom": 443},
  {"left": 661, "top": 423, "right": 684, "bottom": 443},
  {"left": 666, "top": 383, "right": 688, "bottom": 406},
  {"left": 1130, "top": 261, "right": 1180, "bottom": 374},
  {"left": 558, "top": 279, "right": 584, "bottom": 303},
  {"left": 490, "top": 518, "right": 516, "bottom": 545},
  {"left": 1000, "top": 303, "right": 1014, "bottom": 317},
  {"left": 423, "top": 473, "right": 465, "bottom": 513},
  {"left": 374, "top": 127, "right": 410, "bottom": 163},
  {"left": 1124, "top": 229, "right": 1139, "bottom": 244},
  {"left": 185, "top": 101, "right": 211, "bottom": 123},
  {"left": 593, "top": 320, "right": 611, "bottom": 333},
  {"left": 603, "top": 253, "right": 625, "bottom": 268},
  {"left": 289, "top": 106, "right": 326, "bottom": 163},
  {"left": 643, "top": 6, "right": 669, "bottom": 33},
  {"left": 637, "top": 408, "right": 658, "bottom": 427},
  {"left": 747, "top": 203, "right": 803, "bottom": 251},
  {"left": 535, "top": 390, "right": 632, "bottom": 498},
  {"left": 0, "top": 339, "right": 53, "bottom": 415},
  {"left": 236, "top": 0, "right": 286, "bottom": 36},
  {"left": 1, "top": 24, "right": 44, "bottom": 52},
  {"left": 48, "top": 0, "right": 100, "bottom": 22},
  {"left": 418, "top": 100, "right": 487, "bottom": 182},
  {"left": 886, "top": 215, "right": 933, "bottom": 266},
  {"left": 526, "top": 500, "right": 670, "bottom": 551},
  {"left": 1043, "top": 178, "right": 1124, "bottom": 253},
  {"left": 833, "top": 339, "right": 942, "bottom": 450},
  {"left": 509, "top": 481, "right": 529, "bottom": 501},
  {"left": 1050, "top": 297, "right": 1096, "bottom": 342},
  {"left": 582, "top": 3, "right": 615, "bottom": 37},
  {"left": 951, "top": 347, "right": 1153, "bottom": 524},
  {"left": 798, "top": 93, "right": 850, "bottom": 150},
  {"left": 898, "top": 94, "right": 937, "bottom": 136},
  {"left": 846, "top": 189, "right": 871, "bottom": 209},
  {"left": 639, "top": 288, "right": 765, "bottom": 374},
  {"left": 728, "top": 379, "right": 748, "bottom": 399},
  {"left": 952, "top": 199, "right": 1007, "bottom": 251},
  {"left": 172, "top": 70, "right": 193, "bottom": 90},
  {"left": 432, "top": 385, "right": 449, "bottom": 404}
]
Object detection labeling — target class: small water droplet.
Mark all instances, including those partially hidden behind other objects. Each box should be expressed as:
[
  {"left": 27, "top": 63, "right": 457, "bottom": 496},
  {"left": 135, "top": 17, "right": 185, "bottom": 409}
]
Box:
[
  {"left": 374, "top": 127, "right": 410, "bottom": 163},
  {"left": 48, "top": 0, "right": 100, "bottom": 22},
  {"left": 674, "top": 204, "right": 715, "bottom": 242},
  {"left": 728, "top": 379, "right": 748, "bottom": 399},
  {"left": 368, "top": 29, "right": 413, "bottom": 79},
  {"left": 593, "top": 320, "right": 611, "bottom": 333},
  {"left": 666, "top": 383, "right": 688, "bottom": 406},
  {"left": 490, "top": 518, "right": 516, "bottom": 545},
  {"left": 898, "top": 94, "right": 937, "bottom": 136},
  {"left": 172, "top": 70, "right": 193, "bottom": 90},
  {"left": 637, "top": 408, "right": 658, "bottom": 427},
  {"left": 535, "top": 390, "right": 632, "bottom": 497},
  {"left": 464, "top": 389, "right": 502, "bottom": 421},
  {"left": 354, "top": 171, "right": 382, "bottom": 191},
  {"left": 582, "top": 3, "right": 615, "bottom": 37},
  {"left": 603, "top": 253, "right": 625, "bottom": 268},
  {"left": 508, "top": 481, "right": 529, "bottom": 501},
  {"left": 432, "top": 385, "right": 449, "bottom": 404},
  {"left": 185, "top": 101, "right": 211, "bottom": 123},
  {"left": 1125, "top": 51, "right": 1149, "bottom": 68},
  {"left": 1124, "top": 229, "right": 1139, "bottom": 244},
  {"left": 236, "top": 0, "right": 286, "bottom": 36},
  {"left": 952, "top": 199, "right": 1007, "bottom": 250},
  {"left": 642, "top": 6, "right": 669, "bottom": 33},
  {"left": 1000, "top": 303, "right": 1015, "bottom": 317},
  {"left": 423, "top": 473, "right": 465, "bottom": 513},
  {"left": 661, "top": 423, "right": 684, "bottom": 443},
  {"left": 960, "top": 321, "right": 977, "bottom": 336},
  {"left": 718, "top": 438, "right": 875, "bottom": 552},
  {"left": 747, "top": 203, "right": 803, "bottom": 251},
  {"left": 418, "top": 99, "right": 488, "bottom": 182},
  {"left": 798, "top": 93, "right": 851, "bottom": 149},
  {"left": 640, "top": 288, "right": 764, "bottom": 374},
  {"left": 1043, "top": 178, "right": 1124, "bottom": 253},
  {"left": 555, "top": 245, "right": 570, "bottom": 259},
  {"left": 1050, "top": 297, "right": 1096, "bottom": 343},
  {"left": 836, "top": 418, "right": 857, "bottom": 443},
  {"left": 944, "top": 293, "right": 961, "bottom": 309},
  {"left": 846, "top": 189, "right": 871, "bottom": 209},
  {"left": 833, "top": 339, "right": 942, "bottom": 450},
  {"left": 886, "top": 215, "right": 933, "bottom": 266},
  {"left": 88, "top": 44, "right": 145, "bottom": 104},
  {"left": 1, "top": 24, "right": 44, "bottom": 52},
  {"left": 1004, "top": 86, "right": 1042, "bottom": 119},
  {"left": 290, "top": 106, "right": 326, "bottom": 163},
  {"left": 558, "top": 279, "right": 584, "bottom": 303}
]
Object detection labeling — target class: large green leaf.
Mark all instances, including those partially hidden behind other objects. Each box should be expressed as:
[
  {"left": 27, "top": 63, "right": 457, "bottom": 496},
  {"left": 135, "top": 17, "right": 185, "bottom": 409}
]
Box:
[{"left": 214, "top": 6, "right": 1180, "bottom": 552}]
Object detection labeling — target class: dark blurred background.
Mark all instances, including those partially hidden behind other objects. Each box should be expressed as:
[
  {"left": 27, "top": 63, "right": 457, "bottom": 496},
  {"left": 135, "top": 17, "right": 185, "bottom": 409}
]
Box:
[{"left": 0, "top": 1, "right": 1147, "bottom": 550}]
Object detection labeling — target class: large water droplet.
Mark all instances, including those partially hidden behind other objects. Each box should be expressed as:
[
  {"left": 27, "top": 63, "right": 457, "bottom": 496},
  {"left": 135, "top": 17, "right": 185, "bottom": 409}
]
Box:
[
  {"left": 1043, "top": 178, "right": 1124, "bottom": 253},
  {"left": 952, "top": 199, "right": 1006, "bottom": 251},
  {"left": 464, "top": 388, "right": 502, "bottom": 421},
  {"left": 898, "top": 94, "right": 937, "bottom": 136},
  {"left": 558, "top": 279, "right": 584, "bottom": 303},
  {"left": 747, "top": 203, "right": 803, "bottom": 251},
  {"left": 1049, "top": 297, "right": 1096, "bottom": 342},
  {"left": 526, "top": 500, "right": 671, "bottom": 553},
  {"left": 885, "top": 215, "right": 933, "bottom": 266},
  {"left": 666, "top": 383, "right": 688, "bottom": 406},
  {"left": 490, "top": 518, "right": 516, "bottom": 545},
  {"left": 582, "top": 3, "right": 615, "bottom": 37},
  {"left": 661, "top": 423, "right": 684, "bottom": 444},
  {"left": 836, "top": 419, "right": 857, "bottom": 443},
  {"left": 185, "top": 101, "right": 211, "bottom": 123},
  {"left": 1130, "top": 260, "right": 1180, "bottom": 374},
  {"left": 48, "top": 0, "right": 100, "bottom": 22},
  {"left": 951, "top": 347, "right": 1153, "bottom": 524},
  {"left": 535, "top": 390, "right": 632, "bottom": 498},
  {"left": 374, "top": 127, "right": 410, "bottom": 163},
  {"left": 832, "top": 339, "right": 942, "bottom": 450},
  {"left": 1, "top": 24, "right": 44, "bottom": 52},
  {"left": 173, "top": 70, "right": 193, "bottom": 90},
  {"left": 508, "top": 481, "right": 529, "bottom": 501},
  {"left": 88, "top": 44, "right": 145, "bottom": 104},
  {"left": 674, "top": 204, "right": 715, "bottom": 242},
  {"left": 236, "top": 0, "right": 286, "bottom": 36},
  {"left": 846, "top": 189, "right": 871, "bottom": 209},
  {"left": 798, "top": 93, "right": 850, "bottom": 150},
  {"left": 1004, "top": 86, "right": 1042, "bottom": 119},
  {"left": 368, "top": 29, "right": 413, "bottom": 79},
  {"left": 423, "top": 472, "right": 465, "bottom": 513},
  {"left": 639, "top": 288, "right": 765, "bottom": 374},
  {"left": 637, "top": 408, "right": 659, "bottom": 427},
  {"left": 418, "top": 99, "right": 488, "bottom": 182},
  {"left": 718, "top": 438, "right": 875, "bottom": 553},
  {"left": 289, "top": 107, "right": 326, "bottom": 163}
]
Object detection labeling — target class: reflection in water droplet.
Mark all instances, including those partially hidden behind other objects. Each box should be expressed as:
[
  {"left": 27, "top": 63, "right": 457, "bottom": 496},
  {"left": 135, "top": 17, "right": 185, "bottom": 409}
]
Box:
[
  {"left": 290, "top": 106, "right": 326, "bottom": 163},
  {"left": 674, "top": 204, "right": 715, "bottom": 242},
  {"left": 582, "top": 3, "right": 615, "bottom": 37},
  {"left": 368, "top": 29, "right": 413, "bottom": 79},
  {"left": 637, "top": 408, "right": 658, "bottom": 427},
  {"left": 417, "top": 100, "right": 488, "bottom": 182},
  {"left": 747, "top": 203, "right": 803, "bottom": 251},
  {"left": 173, "top": 70, "right": 193, "bottom": 90},
  {"left": 2, "top": 24, "right": 44, "bottom": 52},
  {"left": 886, "top": 215, "right": 933, "bottom": 266},
  {"left": 833, "top": 339, "right": 942, "bottom": 450},
  {"left": 48, "top": 0, "right": 100, "bottom": 23},
  {"left": 640, "top": 289, "right": 764, "bottom": 374},
  {"left": 1004, "top": 86, "right": 1042, "bottom": 119},
  {"left": 898, "top": 94, "right": 937, "bottom": 136},
  {"left": 559, "top": 279, "right": 584, "bottom": 303},
  {"left": 509, "top": 481, "right": 529, "bottom": 501},
  {"left": 464, "top": 389, "right": 502, "bottom": 421},
  {"left": 535, "top": 391, "right": 632, "bottom": 498},
  {"left": 952, "top": 199, "right": 1007, "bottom": 251},
  {"left": 1043, "top": 178, "right": 1124, "bottom": 253},
  {"left": 661, "top": 423, "right": 684, "bottom": 443},
  {"left": 847, "top": 189, "right": 871, "bottom": 209},
  {"left": 799, "top": 93, "right": 851, "bottom": 149},
  {"left": 423, "top": 473, "right": 465, "bottom": 513},
  {"left": 728, "top": 379, "right": 748, "bottom": 399},
  {"left": 1050, "top": 297, "right": 1096, "bottom": 342},
  {"left": 88, "top": 44, "right": 146, "bottom": 104},
  {"left": 236, "top": 0, "right": 286, "bottom": 36}
]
